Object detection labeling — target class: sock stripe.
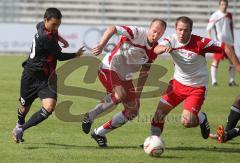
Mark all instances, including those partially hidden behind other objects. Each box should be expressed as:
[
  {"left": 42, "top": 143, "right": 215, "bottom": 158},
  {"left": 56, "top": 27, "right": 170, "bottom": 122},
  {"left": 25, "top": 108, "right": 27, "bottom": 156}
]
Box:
[{"left": 231, "top": 106, "right": 240, "bottom": 114}]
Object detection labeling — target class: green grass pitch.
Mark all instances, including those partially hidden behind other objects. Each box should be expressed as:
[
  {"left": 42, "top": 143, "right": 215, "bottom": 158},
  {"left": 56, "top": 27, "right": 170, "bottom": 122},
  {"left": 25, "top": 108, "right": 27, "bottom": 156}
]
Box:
[{"left": 0, "top": 55, "right": 239, "bottom": 163}]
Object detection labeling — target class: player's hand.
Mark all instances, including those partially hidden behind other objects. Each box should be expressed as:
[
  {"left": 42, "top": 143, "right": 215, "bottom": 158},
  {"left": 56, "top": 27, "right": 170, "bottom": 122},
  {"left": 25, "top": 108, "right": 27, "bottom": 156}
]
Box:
[
  {"left": 62, "top": 41, "right": 69, "bottom": 48},
  {"left": 92, "top": 44, "right": 104, "bottom": 56},
  {"left": 154, "top": 45, "right": 172, "bottom": 54},
  {"left": 164, "top": 46, "right": 173, "bottom": 53},
  {"left": 75, "top": 46, "right": 85, "bottom": 57},
  {"left": 59, "top": 37, "right": 69, "bottom": 48}
]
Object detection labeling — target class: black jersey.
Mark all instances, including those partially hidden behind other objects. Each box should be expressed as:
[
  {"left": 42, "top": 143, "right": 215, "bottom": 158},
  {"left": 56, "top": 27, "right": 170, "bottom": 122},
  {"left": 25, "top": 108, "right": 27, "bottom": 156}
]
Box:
[{"left": 23, "top": 21, "right": 75, "bottom": 77}]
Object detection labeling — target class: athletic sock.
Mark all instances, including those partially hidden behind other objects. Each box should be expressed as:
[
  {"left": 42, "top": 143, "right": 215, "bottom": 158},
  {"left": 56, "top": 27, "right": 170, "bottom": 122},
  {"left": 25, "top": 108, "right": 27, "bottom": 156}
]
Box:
[
  {"left": 95, "top": 111, "right": 128, "bottom": 136},
  {"left": 21, "top": 107, "right": 51, "bottom": 131},
  {"left": 225, "top": 106, "right": 240, "bottom": 131},
  {"left": 150, "top": 118, "right": 164, "bottom": 136},
  {"left": 198, "top": 112, "right": 205, "bottom": 125},
  {"left": 211, "top": 64, "right": 217, "bottom": 85},
  {"left": 229, "top": 64, "right": 235, "bottom": 83},
  {"left": 226, "top": 126, "right": 240, "bottom": 141},
  {"left": 17, "top": 108, "right": 26, "bottom": 125},
  {"left": 88, "top": 94, "right": 118, "bottom": 122}
]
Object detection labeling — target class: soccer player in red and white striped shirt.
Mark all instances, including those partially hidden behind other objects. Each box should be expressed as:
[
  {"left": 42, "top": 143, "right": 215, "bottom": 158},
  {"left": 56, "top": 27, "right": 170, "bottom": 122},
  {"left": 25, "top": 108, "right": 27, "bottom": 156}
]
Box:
[
  {"left": 207, "top": 0, "right": 237, "bottom": 86},
  {"left": 82, "top": 18, "right": 168, "bottom": 147},
  {"left": 150, "top": 16, "right": 240, "bottom": 140}
]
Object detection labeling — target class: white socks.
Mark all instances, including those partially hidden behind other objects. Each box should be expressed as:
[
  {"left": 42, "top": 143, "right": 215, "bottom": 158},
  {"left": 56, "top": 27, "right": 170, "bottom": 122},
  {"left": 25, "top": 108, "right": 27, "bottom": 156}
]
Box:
[
  {"left": 198, "top": 112, "right": 205, "bottom": 125},
  {"left": 211, "top": 64, "right": 217, "bottom": 85},
  {"left": 95, "top": 112, "right": 128, "bottom": 136},
  {"left": 88, "top": 94, "right": 115, "bottom": 122},
  {"left": 229, "top": 64, "right": 235, "bottom": 83}
]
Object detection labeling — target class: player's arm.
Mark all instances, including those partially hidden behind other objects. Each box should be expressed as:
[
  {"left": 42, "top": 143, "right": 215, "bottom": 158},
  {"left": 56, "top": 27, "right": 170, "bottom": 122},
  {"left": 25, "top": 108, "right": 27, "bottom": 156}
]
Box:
[
  {"left": 92, "top": 26, "right": 117, "bottom": 56},
  {"left": 224, "top": 44, "right": 240, "bottom": 73},
  {"left": 206, "top": 14, "right": 215, "bottom": 39},
  {"left": 154, "top": 45, "right": 172, "bottom": 55},
  {"left": 230, "top": 14, "right": 234, "bottom": 42},
  {"left": 135, "top": 64, "right": 151, "bottom": 99},
  {"left": 207, "top": 30, "right": 212, "bottom": 39},
  {"left": 58, "top": 34, "right": 69, "bottom": 48},
  {"left": 57, "top": 46, "right": 85, "bottom": 61},
  {"left": 154, "top": 37, "right": 172, "bottom": 55}
]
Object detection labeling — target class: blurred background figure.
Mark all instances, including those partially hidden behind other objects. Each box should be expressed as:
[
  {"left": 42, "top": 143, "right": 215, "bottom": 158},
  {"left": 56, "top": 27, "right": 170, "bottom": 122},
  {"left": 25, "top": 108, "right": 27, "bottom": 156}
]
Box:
[{"left": 207, "top": 0, "right": 237, "bottom": 87}]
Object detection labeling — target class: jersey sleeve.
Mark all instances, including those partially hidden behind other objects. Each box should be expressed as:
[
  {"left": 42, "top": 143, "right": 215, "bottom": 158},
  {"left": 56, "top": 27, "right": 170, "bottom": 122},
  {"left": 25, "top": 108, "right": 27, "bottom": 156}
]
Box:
[
  {"left": 159, "top": 36, "right": 172, "bottom": 47},
  {"left": 201, "top": 37, "right": 224, "bottom": 54},
  {"left": 115, "top": 26, "right": 141, "bottom": 40},
  {"left": 206, "top": 13, "right": 216, "bottom": 31}
]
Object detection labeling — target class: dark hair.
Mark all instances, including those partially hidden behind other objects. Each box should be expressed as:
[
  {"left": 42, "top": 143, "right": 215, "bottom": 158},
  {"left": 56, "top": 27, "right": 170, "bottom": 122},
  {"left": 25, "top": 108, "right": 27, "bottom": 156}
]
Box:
[
  {"left": 175, "top": 16, "right": 193, "bottom": 31},
  {"left": 219, "top": 0, "right": 228, "bottom": 5},
  {"left": 44, "top": 8, "right": 62, "bottom": 20},
  {"left": 150, "top": 18, "right": 167, "bottom": 30}
]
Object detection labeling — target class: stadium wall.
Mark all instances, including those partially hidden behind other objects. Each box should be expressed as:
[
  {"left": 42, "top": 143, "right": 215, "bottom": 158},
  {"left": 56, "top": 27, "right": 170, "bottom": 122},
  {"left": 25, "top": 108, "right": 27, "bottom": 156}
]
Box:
[{"left": 1, "top": 23, "right": 240, "bottom": 57}]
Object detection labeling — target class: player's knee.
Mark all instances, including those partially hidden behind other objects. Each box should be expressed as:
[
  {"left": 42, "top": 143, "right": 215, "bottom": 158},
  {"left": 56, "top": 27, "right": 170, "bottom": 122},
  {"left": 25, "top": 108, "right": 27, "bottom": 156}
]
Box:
[
  {"left": 181, "top": 111, "right": 198, "bottom": 128},
  {"left": 113, "top": 86, "right": 127, "bottom": 102},
  {"left": 42, "top": 98, "right": 56, "bottom": 112},
  {"left": 42, "top": 103, "right": 56, "bottom": 112}
]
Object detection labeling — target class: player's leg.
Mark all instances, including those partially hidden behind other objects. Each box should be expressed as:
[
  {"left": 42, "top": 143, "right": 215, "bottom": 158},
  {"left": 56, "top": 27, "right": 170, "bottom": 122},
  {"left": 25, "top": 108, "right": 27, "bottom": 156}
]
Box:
[
  {"left": 91, "top": 81, "right": 137, "bottom": 147},
  {"left": 227, "top": 46, "right": 238, "bottom": 86},
  {"left": 20, "top": 76, "right": 58, "bottom": 131},
  {"left": 182, "top": 86, "right": 209, "bottom": 139},
  {"left": 150, "top": 100, "right": 173, "bottom": 136},
  {"left": 12, "top": 70, "right": 37, "bottom": 143},
  {"left": 16, "top": 104, "right": 30, "bottom": 127},
  {"left": 218, "top": 95, "right": 240, "bottom": 142},
  {"left": 228, "top": 62, "right": 237, "bottom": 86},
  {"left": 14, "top": 78, "right": 57, "bottom": 142},
  {"left": 228, "top": 64, "right": 237, "bottom": 86},
  {"left": 150, "top": 79, "right": 184, "bottom": 136},
  {"left": 82, "top": 69, "right": 122, "bottom": 134},
  {"left": 210, "top": 96, "right": 240, "bottom": 141},
  {"left": 181, "top": 109, "right": 209, "bottom": 139},
  {"left": 224, "top": 96, "right": 240, "bottom": 131},
  {"left": 20, "top": 98, "right": 56, "bottom": 132},
  {"left": 217, "top": 124, "right": 240, "bottom": 143},
  {"left": 92, "top": 100, "right": 138, "bottom": 147},
  {"left": 210, "top": 56, "right": 220, "bottom": 86},
  {"left": 12, "top": 104, "right": 31, "bottom": 143}
]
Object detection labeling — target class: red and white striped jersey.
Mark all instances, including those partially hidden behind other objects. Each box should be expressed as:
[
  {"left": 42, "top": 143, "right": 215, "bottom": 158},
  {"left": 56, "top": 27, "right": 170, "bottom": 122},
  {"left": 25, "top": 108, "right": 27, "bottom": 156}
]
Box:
[
  {"left": 206, "top": 10, "right": 234, "bottom": 45},
  {"left": 160, "top": 34, "right": 225, "bottom": 87},
  {"left": 101, "top": 26, "right": 158, "bottom": 80}
]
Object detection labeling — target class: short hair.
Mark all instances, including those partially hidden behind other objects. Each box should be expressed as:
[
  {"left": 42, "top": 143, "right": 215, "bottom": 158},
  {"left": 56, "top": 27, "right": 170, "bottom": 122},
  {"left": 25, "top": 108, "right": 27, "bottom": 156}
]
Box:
[
  {"left": 175, "top": 16, "right": 193, "bottom": 31},
  {"left": 219, "top": 0, "right": 228, "bottom": 5},
  {"left": 44, "top": 8, "right": 62, "bottom": 20},
  {"left": 150, "top": 18, "right": 167, "bottom": 30}
]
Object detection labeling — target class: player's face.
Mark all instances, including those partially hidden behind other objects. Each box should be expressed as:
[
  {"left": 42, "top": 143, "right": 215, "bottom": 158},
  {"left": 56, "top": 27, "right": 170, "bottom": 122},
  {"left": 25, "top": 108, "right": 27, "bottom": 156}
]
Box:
[
  {"left": 44, "top": 18, "right": 61, "bottom": 33},
  {"left": 148, "top": 22, "right": 165, "bottom": 44},
  {"left": 219, "top": 1, "right": 228, "bottom": 13},
  {"left": 175, "top": 21, "right": 192, "bottom": 44}
]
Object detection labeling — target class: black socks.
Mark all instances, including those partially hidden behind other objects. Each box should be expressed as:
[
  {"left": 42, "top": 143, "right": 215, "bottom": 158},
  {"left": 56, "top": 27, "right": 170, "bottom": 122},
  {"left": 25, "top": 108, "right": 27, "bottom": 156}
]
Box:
[
  {"left": 21, "top": 107, "right": 51, "bottom": 131},
  {"left": 17, "top": 109, "right": 26, "bottom": 125},
  {"left": 225, "top": 106, "right": 240, "bottom": 131}
]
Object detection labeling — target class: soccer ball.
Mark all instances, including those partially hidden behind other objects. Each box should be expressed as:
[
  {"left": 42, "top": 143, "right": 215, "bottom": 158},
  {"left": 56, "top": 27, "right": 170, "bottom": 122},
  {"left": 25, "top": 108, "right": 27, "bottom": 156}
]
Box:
[{"left": 143, "top": 135, "right": 165, "bottom": 157}]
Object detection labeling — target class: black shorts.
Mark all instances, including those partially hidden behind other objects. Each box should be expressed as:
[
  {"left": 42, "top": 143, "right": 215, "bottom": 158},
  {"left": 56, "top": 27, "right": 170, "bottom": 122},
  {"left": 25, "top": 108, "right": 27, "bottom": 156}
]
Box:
[{"left": 19, "top": 69, "right": 57, "bottom": 106}]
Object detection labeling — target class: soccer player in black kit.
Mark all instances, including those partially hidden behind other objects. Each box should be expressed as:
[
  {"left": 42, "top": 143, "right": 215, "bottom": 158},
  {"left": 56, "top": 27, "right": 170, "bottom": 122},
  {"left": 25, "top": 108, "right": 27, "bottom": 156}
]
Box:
[
  {"left": 12, "top": 8, "right": 85, "bottom": 143},
  {"left": 215, "top": 96, "right": 240, "bottom": 143}
]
